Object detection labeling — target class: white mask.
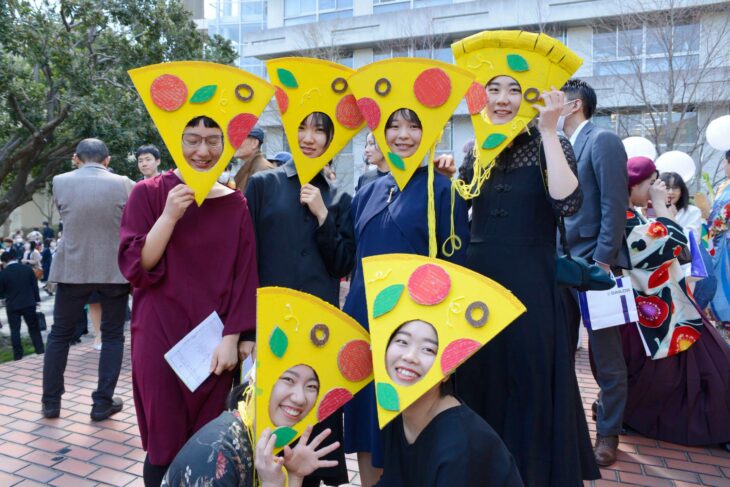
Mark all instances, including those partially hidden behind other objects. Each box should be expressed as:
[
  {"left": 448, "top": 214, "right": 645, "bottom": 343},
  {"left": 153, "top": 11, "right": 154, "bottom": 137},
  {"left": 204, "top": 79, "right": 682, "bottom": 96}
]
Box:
[{"left": 556, "top": 115, "right": 566, "bottom": 133}]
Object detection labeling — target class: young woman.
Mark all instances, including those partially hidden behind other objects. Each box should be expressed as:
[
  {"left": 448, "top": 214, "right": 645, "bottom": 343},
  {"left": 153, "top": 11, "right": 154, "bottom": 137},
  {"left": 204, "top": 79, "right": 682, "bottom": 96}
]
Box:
[
  {"left": 245, "top": 112, "right": 355, "bottom": 487},
  {"left": 162, "top": 366, "right": 340, "bottom": 487},
  {"left": 343, "top": 108, "right": 470, "bottom": 487},
  {"left": 659, "top": 171, "right": 703, "bottom": 241},
  {"left": 356, "top": 132, "right": 389, "bottom": 192},
  {"left": 619, "top": 156, "right": 730, "bottom": 447},
  {"left": 453, "top": 76, "right": 598, "bottom": 485},
  {"left": 119, "top": 116, "right": 258, "bottom": 487},
  {"left": 376, "top": 320, "right": 522, "bottom": 487}
]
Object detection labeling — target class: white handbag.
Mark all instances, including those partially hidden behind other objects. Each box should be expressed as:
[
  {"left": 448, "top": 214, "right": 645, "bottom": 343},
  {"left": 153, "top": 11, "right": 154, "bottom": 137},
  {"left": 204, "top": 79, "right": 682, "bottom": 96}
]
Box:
[{"left": 578, "top": 275, "right": 638, "bottom": 331}]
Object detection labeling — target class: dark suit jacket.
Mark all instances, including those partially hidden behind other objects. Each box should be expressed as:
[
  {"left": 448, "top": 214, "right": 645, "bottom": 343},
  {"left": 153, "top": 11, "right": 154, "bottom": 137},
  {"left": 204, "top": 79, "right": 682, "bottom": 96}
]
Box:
[
  {"left": 563, "top": 121, "right": 631, "bottom": 269},
  {"left": 0, "top": 262, "right": 40, "bottom": 311}
]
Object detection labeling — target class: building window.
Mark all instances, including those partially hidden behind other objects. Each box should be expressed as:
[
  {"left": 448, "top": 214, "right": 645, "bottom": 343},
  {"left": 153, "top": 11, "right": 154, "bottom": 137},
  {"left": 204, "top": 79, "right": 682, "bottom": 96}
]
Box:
[
  {"left": 373, "top": 0, "right": 453, "bottom": 14},
  {"left": 210, "top": 1, "right": 267, "bottom": 75},
  {"left": 284, "top": 0, "right": 352, "bottom": 26},
  {"left": 594, "top": 109, "right": 698, "bottom": 154},
  {"left": 374, "top": 45, "right": 452, "bottom": 63},
  {"left": 435, "top": 120, "right": 452, "bottom": 156},
  {"left": 592, "top": 22, "right": 700, "bottom": 76}
]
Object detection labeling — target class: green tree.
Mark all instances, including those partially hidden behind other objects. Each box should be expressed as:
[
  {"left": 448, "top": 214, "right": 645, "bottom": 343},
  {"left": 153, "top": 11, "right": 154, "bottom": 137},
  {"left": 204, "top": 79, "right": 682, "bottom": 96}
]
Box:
[{"left": 0, "top": 0, "right": 236, "bottom": 225}]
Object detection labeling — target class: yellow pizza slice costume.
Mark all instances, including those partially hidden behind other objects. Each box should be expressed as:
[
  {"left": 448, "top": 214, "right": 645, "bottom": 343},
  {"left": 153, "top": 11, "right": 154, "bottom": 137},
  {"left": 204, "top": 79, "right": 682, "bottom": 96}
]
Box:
[
  {"left": 347, "top": 58, "right": 474, "bottom": 190},
  {"left": 129, "top": 61, "right": 274, "bottom": 204},
  {"left": 252, "top": 287, "right": 373, "bottom": 453},
  {"left": 451, "top": 30, "right": 582, "bottom": 198},
  {"left": 362, "top": 254, "right": 525, "bottom": 428},
  {"left": 266, "top": 58, "right": 365, "bottom": 186}
]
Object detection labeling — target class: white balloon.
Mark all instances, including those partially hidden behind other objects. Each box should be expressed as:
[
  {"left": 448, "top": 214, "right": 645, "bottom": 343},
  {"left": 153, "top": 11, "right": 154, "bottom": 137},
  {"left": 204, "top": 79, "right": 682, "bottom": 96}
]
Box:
[
  {"left": 655, "top": 150, "right": 696, "bottom": 183},
  {"left": 706, "top": 115, "right": 730, "bottom": 151},
  {"left": 622, "top": 136, "right": 657, "bottom": 161}
]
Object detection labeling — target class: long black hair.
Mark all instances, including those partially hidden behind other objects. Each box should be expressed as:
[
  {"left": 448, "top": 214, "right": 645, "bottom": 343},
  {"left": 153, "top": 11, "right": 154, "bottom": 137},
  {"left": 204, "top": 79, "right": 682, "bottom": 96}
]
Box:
[{"left": 659, "top": 172, "right": 689, "bottom": 211}]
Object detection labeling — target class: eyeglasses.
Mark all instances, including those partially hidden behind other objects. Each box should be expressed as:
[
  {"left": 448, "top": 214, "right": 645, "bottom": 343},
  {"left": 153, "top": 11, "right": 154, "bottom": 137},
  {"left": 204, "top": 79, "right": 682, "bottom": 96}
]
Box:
[{"left": 182, "top": 134, "right": 224, "bottom": 149}]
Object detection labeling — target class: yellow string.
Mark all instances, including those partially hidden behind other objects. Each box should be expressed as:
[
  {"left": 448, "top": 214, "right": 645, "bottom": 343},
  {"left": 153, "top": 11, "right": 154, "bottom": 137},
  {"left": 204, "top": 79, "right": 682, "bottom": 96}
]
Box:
[
  {"left": 427, "top": 143, "right": 437, "bottom": 258},
  {"left": 441, "top": 182, "right": 462, "bottom": 257},
  {"left": 238, "top": 383, "right": 261, "bottom": 487}
]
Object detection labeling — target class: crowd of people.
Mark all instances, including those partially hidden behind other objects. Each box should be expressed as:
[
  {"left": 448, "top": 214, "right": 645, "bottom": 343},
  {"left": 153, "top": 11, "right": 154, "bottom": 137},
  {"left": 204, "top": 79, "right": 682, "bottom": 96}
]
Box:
[{"left": 3, "top": 43, "right": 730, "bottom": 487}]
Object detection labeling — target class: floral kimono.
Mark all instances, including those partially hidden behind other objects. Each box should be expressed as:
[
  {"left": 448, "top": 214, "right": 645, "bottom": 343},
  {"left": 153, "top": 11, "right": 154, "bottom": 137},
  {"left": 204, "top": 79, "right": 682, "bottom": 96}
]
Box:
[
  {"left": 709, "top": 182, "right": 730, "bottom": 322},
  {"left": 625, "top": 209, "right": 704, "bottom": 359}
]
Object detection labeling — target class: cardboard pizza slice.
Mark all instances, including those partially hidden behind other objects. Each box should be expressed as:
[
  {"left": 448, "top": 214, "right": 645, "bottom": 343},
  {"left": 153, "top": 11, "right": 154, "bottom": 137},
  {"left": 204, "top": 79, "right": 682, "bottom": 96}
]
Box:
[
  {"left": 347, "top": 58, "right": 475, "bottom": 190},
  {"left": 451, "top": 30, "right": 583, "bottom": 173},
  {"left": 129, "top": 61, "right": 275, "bottom": 204},
  {"left": 254, "top": 287, "right": 373, "bottom": 453},
  {"left": 265, "top": 58, "right": 365, "bottom": 186},
  {"left": 362, "top": 254, "right": 525, "bottom": 429}
]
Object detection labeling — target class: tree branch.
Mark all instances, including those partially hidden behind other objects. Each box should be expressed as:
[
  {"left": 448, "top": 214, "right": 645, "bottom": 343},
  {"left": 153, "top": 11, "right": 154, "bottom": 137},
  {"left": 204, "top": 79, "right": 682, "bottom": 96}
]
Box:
[{"left": 7, "top": 94, "right": 38, "bottom": 135}]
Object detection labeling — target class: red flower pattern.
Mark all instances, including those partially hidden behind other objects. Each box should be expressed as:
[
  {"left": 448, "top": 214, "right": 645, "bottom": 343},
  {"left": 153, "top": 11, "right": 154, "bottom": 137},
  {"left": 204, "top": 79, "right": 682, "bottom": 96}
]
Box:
[
  {"left": 635, "top": 295, "right": 670, "bottom": 328},
  {"left": 673, "top": 245, "right": 682, "bottom": 257},
  {"left": 215, "top": 451, "right": 226, "bottom": 479},
  {"left": 645, "top": 221, "right": 668, "bottom": 239},
  {"left": 668, "top": 325, "right": 700, "bottom": 356},
  {"left": 648, "top": 260, "right": 673, "bottom": 288}
]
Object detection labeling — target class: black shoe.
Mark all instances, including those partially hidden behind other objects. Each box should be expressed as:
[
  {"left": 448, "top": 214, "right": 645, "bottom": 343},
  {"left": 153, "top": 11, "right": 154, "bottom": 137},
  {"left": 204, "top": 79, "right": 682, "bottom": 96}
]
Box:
[
  {"left": 42, "top": 403, "right": 60, "bottom": 419},
  {"left": 90, "top": 397, "right": 123, "bottom": 421}
]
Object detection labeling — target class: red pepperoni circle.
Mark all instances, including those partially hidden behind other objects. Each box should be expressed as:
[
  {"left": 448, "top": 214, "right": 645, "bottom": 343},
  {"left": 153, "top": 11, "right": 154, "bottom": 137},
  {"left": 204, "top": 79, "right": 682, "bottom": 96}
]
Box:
[
  {"left": 465, "top": 82, "right": 488, "bottom": 115},
  {"left": 317, "top": 388, "right": 353, "bottom": 422},
  {"left": 408, "top": 264, "right": 451, "bottom": 305},
  {"left": 441, "top": 338, "right": 481, "bottom": 375},
  {"left": 274, "top": 87, "right": 289, "bottom": 115},
  {"left": 413, "top": 68, "right": 451, "bottom": 108},
  {"left": 227, "top": 113, "right": 258, "bottom": 149},
  {"left": 356, "top": 98, "right": 381, "bottom": 130},
  {"left": 336, "top": 94, "right": 364, "bottom": 129},
  {"left": 337, "top": 340, "right": 373, "bottom": 382},
  {"left": 150, "top": 74, "right": 188, "bottom": 112}
]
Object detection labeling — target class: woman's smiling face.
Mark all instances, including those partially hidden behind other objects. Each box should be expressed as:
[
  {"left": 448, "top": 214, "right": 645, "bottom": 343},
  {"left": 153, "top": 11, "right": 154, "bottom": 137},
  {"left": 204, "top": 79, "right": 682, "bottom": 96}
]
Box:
[
  {"left": 268, "top": 364, "right": 319, "bottom": 427},
  {"left": 384, "top": 109, "right": 423, "bottom": 159},
  {"left": 385, "top": 320, "right": 438, "bottom": 386},
  {"left": 181, "top": 119, "right": 224, "bottom": 172},
  {"left": 485, "top": 76, "right": 522, "bottom": 126}
]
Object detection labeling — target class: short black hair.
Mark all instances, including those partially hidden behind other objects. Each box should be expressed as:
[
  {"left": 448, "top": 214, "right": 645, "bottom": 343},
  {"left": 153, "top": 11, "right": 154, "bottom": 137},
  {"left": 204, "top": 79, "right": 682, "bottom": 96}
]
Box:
[
  {"left": 2, "top": 249, "right": 16, "bottom": 262},
  {"left": 135, "top": 144, "right": 161, "bottom": 161},
  {"left": 562, "top": 79, "right": 597, "bottom": 119},
  {"left": 185, "top": 116, "right": 221, "bottom": 130},
  {"left": 75, "top": 138, "right": 109, "bottom": 163},
  {"left": 725, "top": 150, "right": 730, "bottom": 163},
  {"left": 385, "top": 108, "right": 423, "bottom": 130},
  {"left": 226, "top": 383, "right": 249, "bottom": 410},
  {"left": 659, "top": 172, "right": 690, "bottom": 211},
  {"left": 299, "top": 112, "right": 335, "bottom": 147}
]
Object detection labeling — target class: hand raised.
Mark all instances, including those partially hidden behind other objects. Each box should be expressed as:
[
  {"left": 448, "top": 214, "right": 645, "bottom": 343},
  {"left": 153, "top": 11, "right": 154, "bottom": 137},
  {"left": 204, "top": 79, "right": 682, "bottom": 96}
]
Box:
[{"left": 162, "top": 184, "right": 195, "bottom": 222}]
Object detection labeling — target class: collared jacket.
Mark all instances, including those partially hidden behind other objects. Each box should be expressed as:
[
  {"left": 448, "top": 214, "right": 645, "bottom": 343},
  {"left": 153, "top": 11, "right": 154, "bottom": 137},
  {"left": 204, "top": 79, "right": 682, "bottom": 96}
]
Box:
[{"left": 50, "top": 163, "right": 134, "bottom": 284}]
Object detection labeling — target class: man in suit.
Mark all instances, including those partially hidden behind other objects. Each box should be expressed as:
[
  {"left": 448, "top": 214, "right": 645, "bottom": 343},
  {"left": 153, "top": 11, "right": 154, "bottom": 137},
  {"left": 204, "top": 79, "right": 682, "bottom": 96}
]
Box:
[
  {"left": 42, "top": 138, "right": 134, "bottom": 421},
  {"left": 560, "top": 79, "right": 631, "bottom": 467},
  {"left": 0, "top": 250, "right": 44, "bottom": 360}
]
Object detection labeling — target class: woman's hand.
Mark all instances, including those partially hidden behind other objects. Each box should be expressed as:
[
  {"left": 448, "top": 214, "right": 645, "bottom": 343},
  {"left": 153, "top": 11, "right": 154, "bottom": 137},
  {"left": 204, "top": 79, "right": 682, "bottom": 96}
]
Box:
[
  {"left": 533, "top": 87, "right": 564, "bottom": 136},
  {"left": 255, "top": 429, "right": 287, "bottom": 487},
  {"left": 434, "top": 154, "right": 456, "bottom": 178},
  {"left": 162, "top": 184, "right": 195, "bottom": 223},
  {"left": 648, "top": 179, "right": 668, "bottom": 208},
  {"left": 238, "top": 340, "right": 256, "bottom": 362},
  {"left": 282, "top": 426, "right": 340, "bottom": 479},
  {"left": 210, "top": 334, "right": 240, "bottom": 375},
  {"left": 300, "top": 184, "right": 328, "bottom": 226}
]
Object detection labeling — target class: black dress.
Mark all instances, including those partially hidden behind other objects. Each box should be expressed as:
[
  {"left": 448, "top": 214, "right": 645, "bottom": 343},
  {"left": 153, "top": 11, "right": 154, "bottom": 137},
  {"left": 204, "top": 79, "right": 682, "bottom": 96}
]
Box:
[
  {"left": 454, "top": 131, "right": 599, "bottom": 485},
  {"left": 376, "top": 403, "right": 524, "bottom": 487}
]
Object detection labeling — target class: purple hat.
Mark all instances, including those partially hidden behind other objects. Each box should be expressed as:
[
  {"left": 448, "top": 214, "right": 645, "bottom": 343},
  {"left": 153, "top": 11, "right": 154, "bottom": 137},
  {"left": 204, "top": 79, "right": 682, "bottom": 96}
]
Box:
[{"left": 627, "top": 156, "right": 657, "bottom": 188}]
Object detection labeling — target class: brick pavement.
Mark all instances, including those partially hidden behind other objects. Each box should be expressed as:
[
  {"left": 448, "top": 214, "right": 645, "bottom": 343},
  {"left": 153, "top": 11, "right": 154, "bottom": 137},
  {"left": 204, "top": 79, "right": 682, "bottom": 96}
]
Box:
[{"left": 1, "top": 320, "right": 730, "bottom": 485}]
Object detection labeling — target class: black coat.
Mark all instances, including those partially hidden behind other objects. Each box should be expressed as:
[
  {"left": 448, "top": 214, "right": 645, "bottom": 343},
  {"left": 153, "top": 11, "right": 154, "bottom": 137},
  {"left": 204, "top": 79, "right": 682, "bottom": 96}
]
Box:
[
  {"left": 0, "top": 262, "right": 40, "bottom": 311},
  {"left": 245, "top": 161, "right": 355, "bottom": 307}
]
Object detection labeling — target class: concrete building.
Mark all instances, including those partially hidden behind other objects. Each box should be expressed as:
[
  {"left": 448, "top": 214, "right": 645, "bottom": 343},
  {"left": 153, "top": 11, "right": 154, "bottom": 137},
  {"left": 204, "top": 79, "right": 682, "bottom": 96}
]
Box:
[{"left": 201, "top": 0, "right": 730, "bottom": 193}]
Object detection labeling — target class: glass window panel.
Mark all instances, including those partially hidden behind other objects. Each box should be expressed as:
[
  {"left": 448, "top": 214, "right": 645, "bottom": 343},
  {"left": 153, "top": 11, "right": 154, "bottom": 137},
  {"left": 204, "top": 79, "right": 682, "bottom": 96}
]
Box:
[
  {"left": 435, "top": 120, "right": 452, "bottom": 154},
  {"left": 338, "top": 0, "right": 353, "bottom": 8},
  {"left": 242, "top": 22, "right": 264, "bottom": 32},
  {"left": 414, "top": 0, "right": 452, "bottom": 7},
  {"left": 301, "top": 0, "right": 316, "bottom": 12},
  {"left": 284, "top": 14, "right": 316, "bottom": 25},
  {"left": 373, "top": 47, "right": 391, "bottom": 61},
  {"left": 617, "top": 27, "right": 642, "bottom": 57},
  {"left": 392, "top": 49, "right": 408, "bottom": 58},
  {"left": 433, "top": 47, "right": 452, "bottom": 63},
  {"left": 645, "top": 56, "right": 669, "bottom": 73},
  {"left": 373, "top": 1, "right": 410, "bottom": 14},
  {"left": 415, "top": 48, "right": 430, "bottom": 58},
  {"left": 284, "top": 0, "right": 300, "bottom": 16},
  {"left": 320, "top": 10, "right": 353, "bottom": 20},
  {"left": 593, "top": 114, "right": 616, "bottom": 132},
  {"left": 593, "top": 29, "right": 617, "bottom": 60},
  {"left": 219, "top": 24, "right": 240, "bottom": 42},
  {"left": 646, "top": 26, "right": 667, "bottom": 55},
  {"left": 320, "top": 0, "right": 336, "bottom": 10},
  {"left": 674, "top": 23, "right": 700, "bottom": 52},
  {"left": 594, "top": 60, "right": 633, "bottom": 76}
]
